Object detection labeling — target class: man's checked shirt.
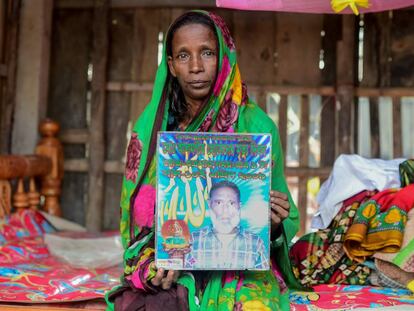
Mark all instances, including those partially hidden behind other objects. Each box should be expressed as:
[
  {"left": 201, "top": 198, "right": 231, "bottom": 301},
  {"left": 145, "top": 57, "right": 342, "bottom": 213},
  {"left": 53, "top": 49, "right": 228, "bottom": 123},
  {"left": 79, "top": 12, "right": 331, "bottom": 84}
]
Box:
[{"left": 185, "top": 226, "right": 269, "bottom": 269}]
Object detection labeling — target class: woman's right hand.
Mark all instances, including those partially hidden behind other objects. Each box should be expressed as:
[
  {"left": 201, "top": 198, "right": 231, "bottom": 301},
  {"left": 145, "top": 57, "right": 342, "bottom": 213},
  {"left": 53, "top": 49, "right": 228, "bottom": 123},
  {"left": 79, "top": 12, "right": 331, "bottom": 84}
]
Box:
[{"left": 150, "top": 264, "right": 180, "bottom": 290}]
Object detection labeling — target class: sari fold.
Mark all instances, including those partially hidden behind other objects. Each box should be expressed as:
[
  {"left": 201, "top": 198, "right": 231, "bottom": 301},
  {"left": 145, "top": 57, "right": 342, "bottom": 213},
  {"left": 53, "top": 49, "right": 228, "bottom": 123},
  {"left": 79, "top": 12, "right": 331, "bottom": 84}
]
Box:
[{"left": 344, "top": 184, "right": 414, "bottom": 262}]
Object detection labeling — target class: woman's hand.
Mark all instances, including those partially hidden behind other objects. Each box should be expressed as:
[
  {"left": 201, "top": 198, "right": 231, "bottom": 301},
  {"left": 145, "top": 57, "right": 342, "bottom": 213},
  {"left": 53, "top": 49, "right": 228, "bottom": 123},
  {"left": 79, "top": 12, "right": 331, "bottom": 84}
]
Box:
[
  {"left": 270, "top": 190, "right": 290, "bottom": 233},
  {"left": 150, "top": 265, "right": 180, "bottom": 290}
]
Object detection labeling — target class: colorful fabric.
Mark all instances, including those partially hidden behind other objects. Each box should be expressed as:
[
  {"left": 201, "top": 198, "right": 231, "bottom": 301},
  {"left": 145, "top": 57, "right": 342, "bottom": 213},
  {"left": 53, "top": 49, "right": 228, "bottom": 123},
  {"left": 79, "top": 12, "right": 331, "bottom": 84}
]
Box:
[
  {"left": 185, "top": 227, "right": 268, "bottom": 269},
  {"left": 0, "top": 209, "right": 55, "bottom": 263},
  {"left": 290, "top": 191, "right": 374, "bottom": 287},
  {"left": 344, "top": 184, "right": 414, "bottom": 262},
  {"left": 0, "top": 256, "right": 121, "bottom": 303},
  {"left": 375, "top": 258, "right": 414, "bottom": 292},
  {"left": 290, "top": 284, "right": 414, "bottom": 310},
  {"left": 0, "top": 209, "right": 55, "bottom": 243},
  {"left": 400, "top": 159, "right": 414, "bottom": 187},
  {"left": 374, "top": 209, "right": 414, "bottom": 273},
  {"left": 108, "top": 10, "right": 300, "bottom": 311},
  {"left": 216, "top": 0, "right": 414, "bottom": 15}
]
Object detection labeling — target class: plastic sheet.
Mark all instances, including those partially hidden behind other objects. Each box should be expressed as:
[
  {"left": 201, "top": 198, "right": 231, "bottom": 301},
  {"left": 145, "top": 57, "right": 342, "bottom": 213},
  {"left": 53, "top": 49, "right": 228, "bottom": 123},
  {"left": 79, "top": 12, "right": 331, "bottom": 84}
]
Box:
[{"left": 44, "top": 231, "right": 123, "bottom": 269}]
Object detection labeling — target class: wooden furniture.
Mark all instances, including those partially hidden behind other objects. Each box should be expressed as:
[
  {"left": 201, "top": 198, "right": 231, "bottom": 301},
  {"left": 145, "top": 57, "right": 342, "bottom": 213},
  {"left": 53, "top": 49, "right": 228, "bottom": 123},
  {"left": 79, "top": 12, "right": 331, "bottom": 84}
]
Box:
[{"left": 0, "top": 119, "right": 63, "bottom": 217}]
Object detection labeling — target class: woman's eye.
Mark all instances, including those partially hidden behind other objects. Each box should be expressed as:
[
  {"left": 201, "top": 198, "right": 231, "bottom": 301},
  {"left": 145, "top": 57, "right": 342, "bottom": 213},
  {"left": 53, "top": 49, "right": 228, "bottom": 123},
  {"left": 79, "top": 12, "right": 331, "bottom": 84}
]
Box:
[
  {"left": 202, "top": 50, "right": 215, "bottom": 57},
  {"left": 177, "top": 53, "right": 189, "bottom": 61}
]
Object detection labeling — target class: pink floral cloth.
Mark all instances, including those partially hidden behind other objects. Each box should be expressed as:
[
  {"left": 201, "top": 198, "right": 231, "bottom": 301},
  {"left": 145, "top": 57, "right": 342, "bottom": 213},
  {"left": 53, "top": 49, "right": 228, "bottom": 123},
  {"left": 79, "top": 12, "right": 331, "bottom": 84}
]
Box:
[{"left": 216, "top": 0, "right": 414, "bottom": 14}]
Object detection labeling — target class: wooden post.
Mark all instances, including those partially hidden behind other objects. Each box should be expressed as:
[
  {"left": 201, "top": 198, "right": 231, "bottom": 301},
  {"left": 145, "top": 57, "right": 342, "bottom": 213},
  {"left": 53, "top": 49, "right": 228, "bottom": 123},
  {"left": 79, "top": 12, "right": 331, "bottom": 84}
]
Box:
[
  {"left": 14, "top": 178, "right": 28, "bottom": 212},
  {"left": 87, "top": 0, "right": 108, "bottom": 232},
  {"left": 278, "top": 95, "right": 288, "bottom": 160},
  {"left": 336, "top": 15, "right": 356, "bottom": 155},
  {"left": 0, "top": 0, "right": 21, "bottom": 154},
  {"left": 35, "top": 119, "right": 64, "bottom": 216},
  {"left": 0, "top": 180, "right": 12, "bottom": 217},
  {"left": 12, "top": 0, "right": 54, "bottom": 154},
  {"left": 298, "top": 95, "right": 310, "bottom": 235},
  {"left": 392, "top": 97, "right": 402, "bottom": 158},
  {"left": 369, "top": 98, "right": 380, "bottom": 157},
  {"left": 28, "top": 178, "right": 40, "bottom": 210}
]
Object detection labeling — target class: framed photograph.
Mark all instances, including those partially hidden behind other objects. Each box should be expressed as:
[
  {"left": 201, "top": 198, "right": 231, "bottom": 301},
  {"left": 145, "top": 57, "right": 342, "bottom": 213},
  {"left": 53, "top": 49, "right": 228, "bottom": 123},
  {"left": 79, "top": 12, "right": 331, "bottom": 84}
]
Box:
[{"left": 155, "top": 132, "right": 271, "bottom": 270}]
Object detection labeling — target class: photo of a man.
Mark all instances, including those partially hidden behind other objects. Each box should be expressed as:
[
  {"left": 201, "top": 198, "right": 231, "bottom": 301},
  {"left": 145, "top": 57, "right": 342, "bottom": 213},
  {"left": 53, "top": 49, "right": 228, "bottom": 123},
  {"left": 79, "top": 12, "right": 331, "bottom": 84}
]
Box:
[{"left": 185, "top": 180, "right": 268, "bottom": 270}]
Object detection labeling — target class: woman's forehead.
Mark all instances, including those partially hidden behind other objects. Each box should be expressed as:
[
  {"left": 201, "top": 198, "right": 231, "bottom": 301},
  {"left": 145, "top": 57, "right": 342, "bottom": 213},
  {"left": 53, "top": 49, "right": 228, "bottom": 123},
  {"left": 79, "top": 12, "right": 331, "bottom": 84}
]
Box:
[{"left": 171, "top": 23, "right": 217, "bottom": 50}]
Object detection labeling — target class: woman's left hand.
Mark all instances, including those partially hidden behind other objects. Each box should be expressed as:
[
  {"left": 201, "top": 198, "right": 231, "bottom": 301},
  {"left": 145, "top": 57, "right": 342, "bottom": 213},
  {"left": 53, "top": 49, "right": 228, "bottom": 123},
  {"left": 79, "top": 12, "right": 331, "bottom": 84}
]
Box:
[{"left": 270, "top": 190, "right": 290, "bottom": 232}]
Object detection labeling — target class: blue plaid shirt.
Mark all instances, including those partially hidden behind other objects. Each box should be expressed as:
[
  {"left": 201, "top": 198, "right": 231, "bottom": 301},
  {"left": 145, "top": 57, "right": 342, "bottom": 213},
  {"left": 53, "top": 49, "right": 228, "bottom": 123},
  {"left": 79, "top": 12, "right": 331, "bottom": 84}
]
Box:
[{"left": 184, "top": 226, "right": 269, "bottom": 270}]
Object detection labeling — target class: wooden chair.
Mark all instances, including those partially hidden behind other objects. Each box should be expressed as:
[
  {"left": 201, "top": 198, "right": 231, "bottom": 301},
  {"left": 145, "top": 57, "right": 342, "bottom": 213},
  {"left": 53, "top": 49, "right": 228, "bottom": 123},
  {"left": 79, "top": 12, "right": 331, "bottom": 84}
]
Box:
[{"left": 0, "top": 119, "right": 63, "bottom": 218}]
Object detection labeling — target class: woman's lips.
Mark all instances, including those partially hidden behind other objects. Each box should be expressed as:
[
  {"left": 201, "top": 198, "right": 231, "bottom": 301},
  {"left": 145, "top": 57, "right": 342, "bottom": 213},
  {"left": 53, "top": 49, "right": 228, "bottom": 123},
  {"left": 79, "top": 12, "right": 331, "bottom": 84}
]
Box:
[{"left": 188, "top": 80, "right": 209, "bottom": 88}]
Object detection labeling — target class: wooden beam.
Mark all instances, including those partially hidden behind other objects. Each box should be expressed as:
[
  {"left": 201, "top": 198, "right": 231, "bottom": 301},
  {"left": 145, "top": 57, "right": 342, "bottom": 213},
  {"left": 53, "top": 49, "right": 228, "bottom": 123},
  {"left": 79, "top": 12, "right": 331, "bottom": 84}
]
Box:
[
  {"left": 107, "top": 81, "right": 153, "bottom": 92},
  {"left": 392, "top": 97, "right": 402, "bottom": 158},
  {"left": 0, "top": 64, "right": 7, "bottom": 76},
  {"left": 55, "top": 0, "right": 216, "bottom": 8},
  {"left": 60, "top": 129, "right": 89, "bottom": 144},
  {"left": 87, "top": 0, "right": 109, "bottom": 232},
  {"left": 356, "top": 87, "right": 414, "bottom": 97},
  {"left": 285, "top": 166, "right": 331, "bottom": 178},
  {"left": 64, "top": 159, "right": 88, "bottom": 172},
  {"left": 0, "top": 0, "right": 21, "bottom": 153},
  {"left": 369, "top": 97, "right": 380, "bottom": 157},
  {"left": 320, "top": 96, "right": 336, "bottom": 167},
  {"left": 0, "top": 155, "right": 51, "bottom": 179},
  {"left": 278, "top": 95, "right": 288, "bottom": 160},
  {"left": 298, "top": 95, "right": 310, "bottom": 236},
  {"left": 336, "top": 15, "right": 356, "bottom": 155}
]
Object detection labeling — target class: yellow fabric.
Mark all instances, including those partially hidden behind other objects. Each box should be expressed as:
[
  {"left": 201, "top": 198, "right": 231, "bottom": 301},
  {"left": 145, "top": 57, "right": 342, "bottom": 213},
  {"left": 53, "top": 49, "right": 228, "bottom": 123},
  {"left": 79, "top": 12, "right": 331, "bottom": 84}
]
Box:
[
  {"left": 344, "top": 223, "right": 404, "bottom": 262},
  {"left": 407, "top": 280, "right": 414, "bottom": 293},
  {"left": 331, "top": 0, "right": 370, "bottom": 15}
]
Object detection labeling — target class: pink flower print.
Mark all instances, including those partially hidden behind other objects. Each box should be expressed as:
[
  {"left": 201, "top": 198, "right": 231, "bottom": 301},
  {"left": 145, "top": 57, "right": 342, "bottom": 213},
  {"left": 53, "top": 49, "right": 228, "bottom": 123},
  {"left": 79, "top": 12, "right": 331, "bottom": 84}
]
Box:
[
  {"left": 133, "top": 184, "right": 156, "bottom": 228},
  {"left": 214, "top": 90, "right": 239, "bottom": 132},
  {"left": 241, "top": 83, "right": 248, "bottom": 106},
  {"left": 208, "top": 12, "right": 236, "bottom": 50},
  {"left": 222, "top": 271, "right": 236, "bottom": 286},
  {"left": 213, "top": 56, "right": 231, "bottom": 96},
  {"left": 198, "top": 109, "right": 215, "bottom": 132},
  {"left": 125, "top": 133, "right": 142, "bottom": 183}
]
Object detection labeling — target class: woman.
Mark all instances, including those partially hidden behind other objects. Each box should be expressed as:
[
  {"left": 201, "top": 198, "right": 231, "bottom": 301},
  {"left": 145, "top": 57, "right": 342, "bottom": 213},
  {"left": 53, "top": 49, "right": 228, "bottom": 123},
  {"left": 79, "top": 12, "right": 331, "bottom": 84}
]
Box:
[{"left": 106, "top": 10, "right": 301, "bottom": 311}]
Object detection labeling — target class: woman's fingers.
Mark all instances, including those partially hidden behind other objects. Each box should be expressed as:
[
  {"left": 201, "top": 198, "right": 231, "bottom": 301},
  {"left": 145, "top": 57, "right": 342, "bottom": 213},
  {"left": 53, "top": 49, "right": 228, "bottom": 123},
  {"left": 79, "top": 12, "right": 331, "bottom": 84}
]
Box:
[
  {"left": 272, "top": 205, "right": 289, "bottom": 220},
  {"left": 270, "top": 190, "right": 288, "bottom": 201},
  {"left": 161, "top": 270, "right": 181, "bottom": 290},
  {"left": 161, "top": 270, "right": 174, "bottom": 290},
  {"left": 150, "top": 267, "right": 165, "bottom": 286},
  {"left": 151, "top": 268, "right": 180, "bottom": 290},
  {"left": 271, "top": 198, "right": 290, "bottom": 210},
  {"left": 172, "top": 270, "right": 180, "bottom": 283},
  {"left": 271, "top": 210, "right": 281, "bottom": 226}
]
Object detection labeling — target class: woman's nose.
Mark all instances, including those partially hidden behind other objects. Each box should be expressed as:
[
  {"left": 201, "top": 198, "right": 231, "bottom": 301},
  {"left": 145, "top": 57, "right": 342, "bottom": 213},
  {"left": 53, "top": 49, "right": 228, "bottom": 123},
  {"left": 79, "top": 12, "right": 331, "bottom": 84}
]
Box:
[{"left": 189, "top": 55, "right": 203, "bottom": 73}]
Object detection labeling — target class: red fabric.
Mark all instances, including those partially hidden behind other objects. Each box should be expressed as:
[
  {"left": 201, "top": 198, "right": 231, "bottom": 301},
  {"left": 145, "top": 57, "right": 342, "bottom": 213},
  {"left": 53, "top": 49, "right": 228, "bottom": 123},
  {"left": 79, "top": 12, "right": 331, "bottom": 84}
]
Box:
[{"left": 369, "top": 184, "right": 414, "bottom": 213}]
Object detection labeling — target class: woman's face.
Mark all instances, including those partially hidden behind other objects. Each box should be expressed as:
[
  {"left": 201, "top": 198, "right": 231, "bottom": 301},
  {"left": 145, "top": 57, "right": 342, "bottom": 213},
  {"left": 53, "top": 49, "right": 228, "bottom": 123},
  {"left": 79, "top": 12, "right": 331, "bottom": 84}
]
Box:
[{"left": 167, "top": 23, "right": 218, "bottom": 105}]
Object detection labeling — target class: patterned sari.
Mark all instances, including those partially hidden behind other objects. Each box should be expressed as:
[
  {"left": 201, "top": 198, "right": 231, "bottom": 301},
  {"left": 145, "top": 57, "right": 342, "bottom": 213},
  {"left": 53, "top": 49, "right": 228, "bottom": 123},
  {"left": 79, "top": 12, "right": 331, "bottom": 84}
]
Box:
[
  {"left": 289, "top": 191, "right": 374, "bottom": 287},
  {"left": 106, "top": 11, "right": 300, "bottom": 311}
]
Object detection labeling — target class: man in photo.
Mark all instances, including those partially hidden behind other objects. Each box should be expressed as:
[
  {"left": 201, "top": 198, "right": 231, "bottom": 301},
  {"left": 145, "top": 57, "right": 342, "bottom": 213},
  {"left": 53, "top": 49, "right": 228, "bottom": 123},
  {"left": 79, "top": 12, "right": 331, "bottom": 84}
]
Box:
[{"left": 185, "top": 180, "right": 268, "bottom": 269}]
